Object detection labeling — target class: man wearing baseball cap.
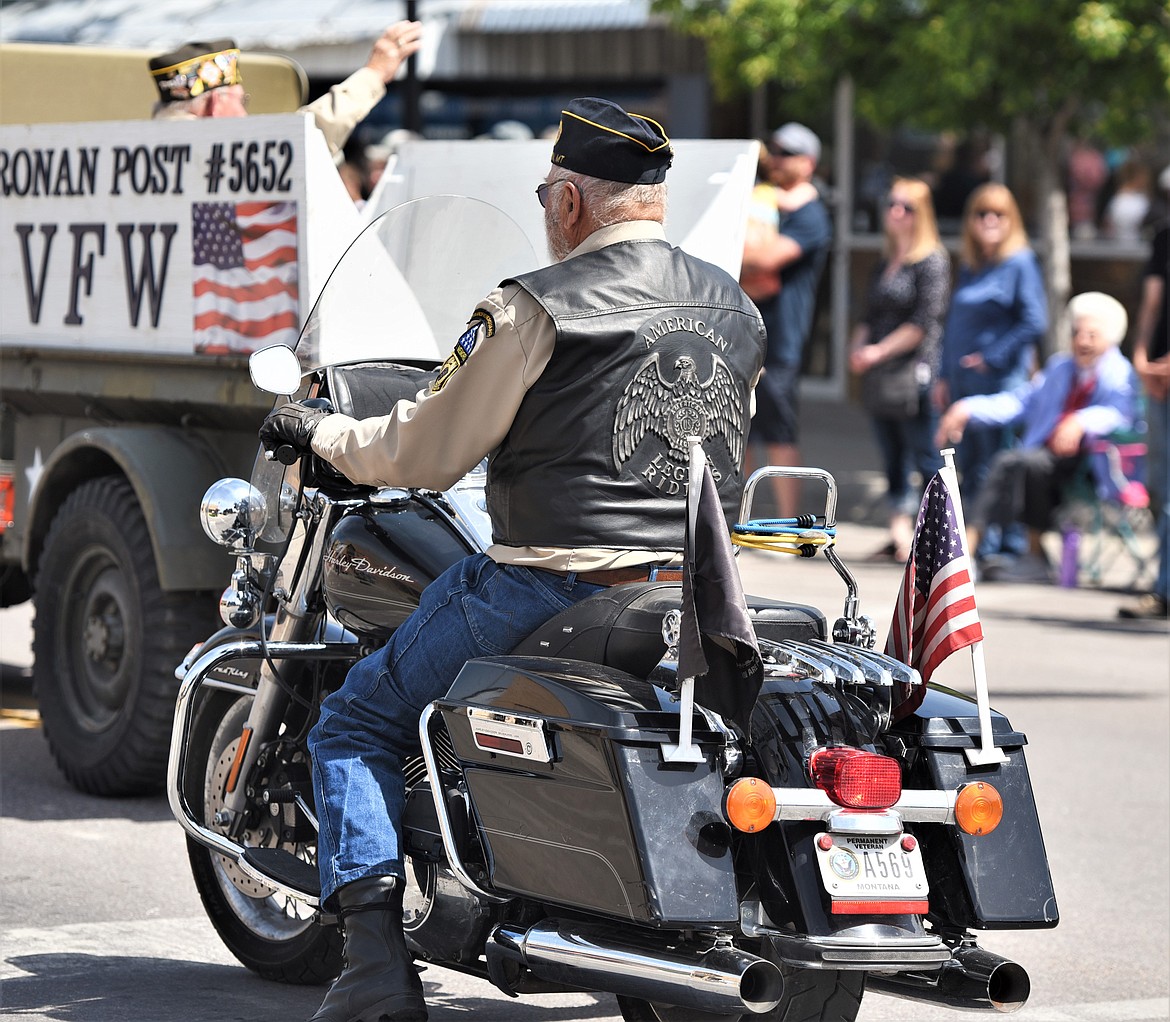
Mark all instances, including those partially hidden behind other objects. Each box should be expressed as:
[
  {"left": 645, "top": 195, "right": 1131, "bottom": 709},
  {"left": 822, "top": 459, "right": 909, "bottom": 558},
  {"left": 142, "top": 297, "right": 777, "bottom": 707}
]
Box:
[
  {"left": 260, "top": 97, "right": 766, "bottom": 1021},
  {"left": 149, "top": 22, "right": 423, "bottom": 157},
  {"left": 741, "top": 121, "right": 832, "bottom": 516}
]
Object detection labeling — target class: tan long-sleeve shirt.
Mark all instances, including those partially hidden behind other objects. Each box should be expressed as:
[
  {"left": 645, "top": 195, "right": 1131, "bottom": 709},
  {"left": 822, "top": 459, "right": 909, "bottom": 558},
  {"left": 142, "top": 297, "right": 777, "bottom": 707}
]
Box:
[{"left": 303, "top": 67, "right": 386, "bottom": 157}]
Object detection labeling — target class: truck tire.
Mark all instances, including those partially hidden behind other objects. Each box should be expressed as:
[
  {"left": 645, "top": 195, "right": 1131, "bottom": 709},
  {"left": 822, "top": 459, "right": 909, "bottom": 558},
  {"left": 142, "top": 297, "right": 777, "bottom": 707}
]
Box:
[{"left": 33, "top": 475, "right": 216, "bottom": 795}]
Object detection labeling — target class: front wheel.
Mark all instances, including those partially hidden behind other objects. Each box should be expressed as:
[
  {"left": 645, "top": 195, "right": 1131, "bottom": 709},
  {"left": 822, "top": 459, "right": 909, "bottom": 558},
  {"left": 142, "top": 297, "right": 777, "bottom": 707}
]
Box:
[
  {"left": 184, "top": 690, "right": 341, "bottom": 984},
  {"left": 616, "top": 959, "right": 864, "bottom": 1021}
]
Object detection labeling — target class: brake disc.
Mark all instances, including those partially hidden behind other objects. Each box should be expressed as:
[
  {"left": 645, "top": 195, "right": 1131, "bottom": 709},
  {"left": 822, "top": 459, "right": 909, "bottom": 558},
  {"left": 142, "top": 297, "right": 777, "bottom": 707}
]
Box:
[{"left": 206, "top": 735, "right": 280, "bottom": 898}]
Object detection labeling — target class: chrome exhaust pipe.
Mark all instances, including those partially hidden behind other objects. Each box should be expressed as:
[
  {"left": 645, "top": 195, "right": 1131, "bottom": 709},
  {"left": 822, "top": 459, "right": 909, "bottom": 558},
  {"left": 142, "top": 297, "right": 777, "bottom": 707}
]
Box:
[
  {"left": 487, "top": 921, "right": 784, "bottom": 1015},
  {"left": 868, "top": 945, "right": 1030, "bottom": 1013}
]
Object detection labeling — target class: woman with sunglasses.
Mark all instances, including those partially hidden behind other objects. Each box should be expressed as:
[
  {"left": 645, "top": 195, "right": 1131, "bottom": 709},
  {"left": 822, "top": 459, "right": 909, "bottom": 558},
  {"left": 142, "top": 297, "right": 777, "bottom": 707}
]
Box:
[
  {"left": 937, "top": 183, "right": 1048, "bottom": 552},
  {"left": 848, "top": 178, "right": 950, "bottom": 561}
]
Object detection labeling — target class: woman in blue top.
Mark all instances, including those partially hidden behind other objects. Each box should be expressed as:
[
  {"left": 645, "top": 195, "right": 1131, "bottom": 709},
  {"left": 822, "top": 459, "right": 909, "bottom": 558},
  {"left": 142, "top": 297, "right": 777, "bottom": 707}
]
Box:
[{"left": 937, "top": 183, "right": 1048, "bottom": 508}]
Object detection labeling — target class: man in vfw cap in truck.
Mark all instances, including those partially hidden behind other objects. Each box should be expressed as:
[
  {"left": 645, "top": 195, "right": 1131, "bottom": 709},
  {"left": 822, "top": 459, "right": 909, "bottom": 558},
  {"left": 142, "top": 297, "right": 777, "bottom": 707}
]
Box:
[
  {"left": 259, "top": 97, "right": 766, "bottom": 1022},
  {"left": 148, "top": 22, "right": 422, "bottom": 157}
]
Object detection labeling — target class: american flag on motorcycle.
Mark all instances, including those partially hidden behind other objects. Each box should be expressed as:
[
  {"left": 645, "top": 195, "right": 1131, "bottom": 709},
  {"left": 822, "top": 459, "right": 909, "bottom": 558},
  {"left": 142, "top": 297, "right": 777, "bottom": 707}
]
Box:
[
  {"left": 191, "top": 201, "right": 299, "bottom": 354},
  {"left": 886, "top": 471, "right": 984, "bottom": 694}
]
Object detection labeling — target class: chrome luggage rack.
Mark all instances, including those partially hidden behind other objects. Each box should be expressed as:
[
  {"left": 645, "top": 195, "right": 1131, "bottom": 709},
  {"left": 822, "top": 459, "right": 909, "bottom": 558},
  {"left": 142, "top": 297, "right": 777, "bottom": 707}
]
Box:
[{"left": 735, "top": 466, "right": 874, "bottom": 648}]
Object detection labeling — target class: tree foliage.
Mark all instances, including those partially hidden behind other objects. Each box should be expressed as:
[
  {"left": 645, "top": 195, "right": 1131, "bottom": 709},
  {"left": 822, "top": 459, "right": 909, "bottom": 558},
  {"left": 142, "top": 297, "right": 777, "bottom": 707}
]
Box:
[
  {"left": 654, "top": 0, "right": 1170, "bottom": 350},
  {"left": 654, "top": 0, "right": 1170, "bottom": 147}
]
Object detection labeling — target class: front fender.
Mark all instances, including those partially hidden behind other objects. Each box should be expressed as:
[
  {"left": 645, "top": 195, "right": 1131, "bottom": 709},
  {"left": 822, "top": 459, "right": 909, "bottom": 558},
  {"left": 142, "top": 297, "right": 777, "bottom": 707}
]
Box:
[{"left": 27, "top": 425, "right": 248, "bottom": 592}]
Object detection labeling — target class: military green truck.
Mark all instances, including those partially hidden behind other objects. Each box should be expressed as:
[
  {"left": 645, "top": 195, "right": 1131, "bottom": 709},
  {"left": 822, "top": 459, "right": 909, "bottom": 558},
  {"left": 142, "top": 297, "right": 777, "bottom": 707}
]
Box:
[{"left": 0, "top": 43, "right": 363, "bottom": 795}]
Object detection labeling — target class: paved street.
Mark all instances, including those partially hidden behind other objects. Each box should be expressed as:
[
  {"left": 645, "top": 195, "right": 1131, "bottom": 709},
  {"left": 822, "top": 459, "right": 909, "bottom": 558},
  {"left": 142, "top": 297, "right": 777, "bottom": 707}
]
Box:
[
  {"left": 2, "top": 399, "right": 1167, "bottom": 1021},
  {"left": 3, "top": 518, "right": 1167, "bottom": 1021}
]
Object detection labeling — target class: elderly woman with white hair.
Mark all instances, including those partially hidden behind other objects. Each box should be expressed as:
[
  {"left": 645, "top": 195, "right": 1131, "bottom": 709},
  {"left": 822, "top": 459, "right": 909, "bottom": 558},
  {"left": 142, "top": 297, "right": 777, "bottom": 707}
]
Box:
[{"left": 936, "top": 291, "right": 1139, "bottom": 582}]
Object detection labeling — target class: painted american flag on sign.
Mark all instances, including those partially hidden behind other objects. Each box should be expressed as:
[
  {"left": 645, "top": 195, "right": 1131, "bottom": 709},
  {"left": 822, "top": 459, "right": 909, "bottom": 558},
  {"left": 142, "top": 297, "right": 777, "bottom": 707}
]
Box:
[
  {"left": 191, "top": 201, "right": 299, "bottom": 354},
  {"left": 885, "top": 471, "right": 984, "bottom": 701}
]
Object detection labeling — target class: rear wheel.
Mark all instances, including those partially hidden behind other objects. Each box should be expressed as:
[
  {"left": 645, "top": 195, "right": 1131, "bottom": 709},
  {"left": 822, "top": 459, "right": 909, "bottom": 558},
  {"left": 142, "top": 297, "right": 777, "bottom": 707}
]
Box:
[
  {"left": 33, "top": 476, "right": 216, "bottom": 795},
  {"left": 184, "top": 690, "right": 341, "bottom": 984}
]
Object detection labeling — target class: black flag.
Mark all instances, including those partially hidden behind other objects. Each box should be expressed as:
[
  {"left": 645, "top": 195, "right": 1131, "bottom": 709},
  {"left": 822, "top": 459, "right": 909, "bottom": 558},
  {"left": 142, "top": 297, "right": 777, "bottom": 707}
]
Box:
[{"left": 677, "top": 442, "right": 763, "bottom": 733}]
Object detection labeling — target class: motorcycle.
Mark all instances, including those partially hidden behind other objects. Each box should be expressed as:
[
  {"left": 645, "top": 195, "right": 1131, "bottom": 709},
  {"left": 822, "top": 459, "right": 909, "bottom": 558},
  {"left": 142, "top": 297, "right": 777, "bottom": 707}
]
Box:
[{"left": 168, "top": 195, "right": 1057, "bottom": 1020}]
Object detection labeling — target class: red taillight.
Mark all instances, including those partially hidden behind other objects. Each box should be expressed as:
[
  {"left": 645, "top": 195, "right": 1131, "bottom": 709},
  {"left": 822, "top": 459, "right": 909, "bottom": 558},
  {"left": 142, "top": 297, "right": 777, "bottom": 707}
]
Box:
[
  {"left": 0, "top": 470, "right": 14, "bottom": 531},
  {"left": 809, "top": 747, "right": 901, "bottom": 809},
  {"left": 831, "top": 899, "right": 929, "bottom": 915}
]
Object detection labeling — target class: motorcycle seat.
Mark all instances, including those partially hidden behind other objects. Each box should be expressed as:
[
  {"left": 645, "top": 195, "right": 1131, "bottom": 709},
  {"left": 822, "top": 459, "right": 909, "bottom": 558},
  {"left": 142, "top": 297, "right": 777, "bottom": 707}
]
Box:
[
  {"left": 512, "top": 582, "right": 826, "bottom": 679},
  {"left": 326, "top": 360, "right": 440, "bottom": 419}
]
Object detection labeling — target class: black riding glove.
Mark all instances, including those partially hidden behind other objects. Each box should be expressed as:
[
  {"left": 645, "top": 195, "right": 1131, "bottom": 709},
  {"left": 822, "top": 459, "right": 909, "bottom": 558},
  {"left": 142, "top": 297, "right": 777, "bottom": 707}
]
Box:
[{"left": 259, "top": 401, "right": 332, "bottom": 456}]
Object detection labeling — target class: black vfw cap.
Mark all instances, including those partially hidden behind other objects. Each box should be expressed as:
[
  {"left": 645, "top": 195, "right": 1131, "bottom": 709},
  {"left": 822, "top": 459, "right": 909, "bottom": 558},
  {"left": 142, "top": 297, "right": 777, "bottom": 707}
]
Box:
[{"left": 551, "top": 98, "right": 673, "bottom": 184}]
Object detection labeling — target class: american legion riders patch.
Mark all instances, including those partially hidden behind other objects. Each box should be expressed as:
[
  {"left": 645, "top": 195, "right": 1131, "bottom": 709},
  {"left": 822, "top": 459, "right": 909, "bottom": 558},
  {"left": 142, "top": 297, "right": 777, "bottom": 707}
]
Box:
[
  {"left": 613, "top": 324, "right": 747, "bottom": 497},
  {"left": 431, "top": 310, "right": 495, "bottom": 393}
]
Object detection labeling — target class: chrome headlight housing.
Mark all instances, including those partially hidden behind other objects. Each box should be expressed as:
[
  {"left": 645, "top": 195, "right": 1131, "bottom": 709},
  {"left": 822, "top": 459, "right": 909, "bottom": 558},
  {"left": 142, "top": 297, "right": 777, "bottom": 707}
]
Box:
[{"left": 200, "top": 478, "right": 268, "bottom": 550}]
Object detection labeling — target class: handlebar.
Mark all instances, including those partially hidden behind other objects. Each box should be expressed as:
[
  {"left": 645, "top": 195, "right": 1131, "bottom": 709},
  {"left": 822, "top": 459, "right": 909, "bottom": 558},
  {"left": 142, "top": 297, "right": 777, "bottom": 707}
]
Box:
[
  {"left": 261, "top": 396, "right": 334, "bottom": 466},
  {"left": 267, "top": 445, "right": 299, "bottom": 466}
]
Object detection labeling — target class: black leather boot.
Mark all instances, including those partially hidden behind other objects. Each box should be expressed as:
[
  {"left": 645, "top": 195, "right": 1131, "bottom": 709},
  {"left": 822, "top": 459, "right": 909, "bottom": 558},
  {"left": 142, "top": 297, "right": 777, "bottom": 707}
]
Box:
[{"left": 309, "top": 877, "right": 427, "bottom": 1022}]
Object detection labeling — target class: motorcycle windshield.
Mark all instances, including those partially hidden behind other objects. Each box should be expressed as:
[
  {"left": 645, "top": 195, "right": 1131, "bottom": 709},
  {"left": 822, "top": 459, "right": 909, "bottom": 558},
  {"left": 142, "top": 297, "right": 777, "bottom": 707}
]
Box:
[
  {"left": 252, "top": 195, "right": 538, "bottom": 543},
  {"left": 295, "top": 194, "right": 538, "bottom": 373}
]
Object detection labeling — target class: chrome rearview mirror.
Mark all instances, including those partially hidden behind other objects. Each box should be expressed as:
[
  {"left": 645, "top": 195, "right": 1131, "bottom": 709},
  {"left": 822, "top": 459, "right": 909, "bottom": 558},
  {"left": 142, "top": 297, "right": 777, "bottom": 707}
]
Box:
[{"left": 249, "top": 344, "right": 303, "bottom": 396}]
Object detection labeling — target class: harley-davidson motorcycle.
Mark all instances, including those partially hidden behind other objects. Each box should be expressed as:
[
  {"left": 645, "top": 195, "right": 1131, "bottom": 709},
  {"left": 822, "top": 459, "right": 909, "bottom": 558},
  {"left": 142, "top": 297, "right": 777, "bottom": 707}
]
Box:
[{"left": 168, "top": 195, "right": 1057, "bottom": 1020}]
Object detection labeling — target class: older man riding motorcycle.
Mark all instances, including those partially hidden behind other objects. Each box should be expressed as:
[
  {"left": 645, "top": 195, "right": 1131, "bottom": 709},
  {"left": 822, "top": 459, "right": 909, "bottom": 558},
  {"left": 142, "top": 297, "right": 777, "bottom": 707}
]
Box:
[{"left": 259, "top": 97, "right": 766, "bottom": 1022}]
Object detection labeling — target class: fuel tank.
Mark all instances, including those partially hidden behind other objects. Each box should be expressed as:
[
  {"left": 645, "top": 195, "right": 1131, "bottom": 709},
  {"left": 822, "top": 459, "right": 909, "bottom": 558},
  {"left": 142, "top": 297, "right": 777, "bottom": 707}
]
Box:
[{"left": 322, "top": 500, "right": 474, "bottom": 637}]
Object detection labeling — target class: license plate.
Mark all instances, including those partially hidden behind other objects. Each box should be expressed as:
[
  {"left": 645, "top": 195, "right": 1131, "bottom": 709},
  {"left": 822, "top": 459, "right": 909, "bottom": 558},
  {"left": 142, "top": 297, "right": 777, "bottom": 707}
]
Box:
[{"left": 813, "top": 831, "right": 929, "bottom": 913}]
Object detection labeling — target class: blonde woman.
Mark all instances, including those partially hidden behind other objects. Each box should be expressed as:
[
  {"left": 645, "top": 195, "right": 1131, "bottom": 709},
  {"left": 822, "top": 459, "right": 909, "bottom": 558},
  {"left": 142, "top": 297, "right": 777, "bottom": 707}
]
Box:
[
  {"left": 937, "top": 183, "right": 1047, "bottom": 519},
  {"left": 848, "top": 178, "right": 950, "bottom": 560}
]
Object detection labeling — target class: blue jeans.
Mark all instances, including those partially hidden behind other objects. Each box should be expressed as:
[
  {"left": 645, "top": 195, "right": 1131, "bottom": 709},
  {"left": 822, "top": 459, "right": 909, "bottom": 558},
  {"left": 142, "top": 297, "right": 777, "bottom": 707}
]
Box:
[
  {"left": 869, "top": 397, "right": 942, "bottom": 517},
  {"left": 309, "top": 554, "right": 605, "bottom": 908}
]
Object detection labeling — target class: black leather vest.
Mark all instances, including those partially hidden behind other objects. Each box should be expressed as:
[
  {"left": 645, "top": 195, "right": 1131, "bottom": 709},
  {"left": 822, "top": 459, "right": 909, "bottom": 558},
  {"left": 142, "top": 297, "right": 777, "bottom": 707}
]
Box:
[{"left": 489, "top": 238, "right": 766, "bottom": 552}]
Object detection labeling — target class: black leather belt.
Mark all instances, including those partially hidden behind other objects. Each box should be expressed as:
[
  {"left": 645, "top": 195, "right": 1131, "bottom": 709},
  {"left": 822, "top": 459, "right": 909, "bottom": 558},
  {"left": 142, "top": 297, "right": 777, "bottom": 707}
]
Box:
[{"left": 542, "top": 566, "right": 684, "bottom": 587}]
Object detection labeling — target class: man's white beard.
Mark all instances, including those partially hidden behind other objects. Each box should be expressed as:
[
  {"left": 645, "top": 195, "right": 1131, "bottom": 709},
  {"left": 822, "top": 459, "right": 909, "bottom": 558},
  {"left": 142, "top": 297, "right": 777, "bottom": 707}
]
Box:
[{"left": 545, "top": 204, "right": 572, "bottom": 263}]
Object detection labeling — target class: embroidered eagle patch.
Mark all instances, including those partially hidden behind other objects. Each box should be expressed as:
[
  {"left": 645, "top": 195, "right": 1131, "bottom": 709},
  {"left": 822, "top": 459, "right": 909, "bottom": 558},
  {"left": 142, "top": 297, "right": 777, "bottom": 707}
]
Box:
[
  {"left": 613, "top": 350, "right": 746, "bottom": 476},
  {"left": 431, "top": 310, "right": 495, "bottom": 393}
]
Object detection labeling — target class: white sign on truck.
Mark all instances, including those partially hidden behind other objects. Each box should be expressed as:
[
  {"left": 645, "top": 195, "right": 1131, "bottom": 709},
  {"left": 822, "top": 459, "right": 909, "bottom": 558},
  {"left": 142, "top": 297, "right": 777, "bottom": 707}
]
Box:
[
  {"left": 1, "top": 113, "right": 359, "bottom": 356},
  {"left": 369, "top": 138, "right": 759, "bottom": 281}
]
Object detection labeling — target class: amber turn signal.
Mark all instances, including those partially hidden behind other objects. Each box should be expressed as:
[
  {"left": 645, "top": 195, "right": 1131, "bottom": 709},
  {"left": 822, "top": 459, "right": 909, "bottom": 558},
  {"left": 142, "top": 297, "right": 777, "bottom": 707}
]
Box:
[
  {"left": 954, "top": 781, "right": 1004, "bottom": 836},
  {"left": 725, "top": 777, "right": 777, "bottom": 833}
]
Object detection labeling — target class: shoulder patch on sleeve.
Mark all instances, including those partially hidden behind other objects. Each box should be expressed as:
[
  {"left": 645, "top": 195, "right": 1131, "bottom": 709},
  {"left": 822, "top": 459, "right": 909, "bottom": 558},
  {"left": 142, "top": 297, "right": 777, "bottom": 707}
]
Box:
[{"left": 430, "top": 310, "right": 495, "bottom": 393}]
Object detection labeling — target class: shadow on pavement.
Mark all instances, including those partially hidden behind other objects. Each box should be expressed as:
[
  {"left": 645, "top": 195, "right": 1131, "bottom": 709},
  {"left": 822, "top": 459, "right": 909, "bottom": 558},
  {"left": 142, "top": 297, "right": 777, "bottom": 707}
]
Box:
[
  {"left": 1, "top": 952, "right": 619, "bottom": 1022},
  {"left": 0, "top": 953, "right": 321, "bottom": 1022}
]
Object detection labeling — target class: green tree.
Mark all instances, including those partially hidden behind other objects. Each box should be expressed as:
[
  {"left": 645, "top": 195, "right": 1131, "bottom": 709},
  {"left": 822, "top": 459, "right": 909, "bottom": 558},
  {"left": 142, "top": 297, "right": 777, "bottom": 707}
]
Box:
[{"left": 655, "top": 0, "right": 1170, "bottom": 348}]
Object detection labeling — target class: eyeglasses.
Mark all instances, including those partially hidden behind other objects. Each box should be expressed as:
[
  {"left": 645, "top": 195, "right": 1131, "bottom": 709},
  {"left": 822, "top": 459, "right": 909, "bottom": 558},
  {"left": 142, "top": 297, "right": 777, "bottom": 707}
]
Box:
[
  {"left": 767, "top": 144, "right": 799, "bottom": 158},
  {"left": 973, "top": 208, "right": 1008, "bottom": 222},
  {"left": 535, "top": 180, "right": 563, "bottom": 209},
  {"left": 886, "top": 199, "right": 916, "bottom": 214}
]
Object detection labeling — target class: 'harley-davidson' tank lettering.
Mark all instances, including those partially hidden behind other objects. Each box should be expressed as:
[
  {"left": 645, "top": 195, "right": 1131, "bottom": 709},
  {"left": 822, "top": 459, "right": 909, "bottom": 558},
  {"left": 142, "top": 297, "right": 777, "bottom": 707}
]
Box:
[{"left": 324, "top": 547, "right": 416, "bottom": 584}]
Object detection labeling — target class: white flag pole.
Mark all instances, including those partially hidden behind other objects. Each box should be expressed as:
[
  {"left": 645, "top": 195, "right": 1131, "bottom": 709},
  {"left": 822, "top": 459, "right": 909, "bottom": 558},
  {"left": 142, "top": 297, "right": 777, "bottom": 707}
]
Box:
[
  {"left": 662, "top": 436, "right": 706, "bottom": 764},
  {"left": 940, "top": 448, "right": 1007, "bottom": 766}
]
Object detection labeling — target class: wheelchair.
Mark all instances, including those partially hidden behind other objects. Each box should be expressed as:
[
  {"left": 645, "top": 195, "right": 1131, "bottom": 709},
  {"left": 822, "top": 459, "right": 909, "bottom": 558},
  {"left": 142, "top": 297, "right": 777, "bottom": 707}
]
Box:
[{"left": 1056, "top": 431, "right": 1156, "bottom": 589}]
